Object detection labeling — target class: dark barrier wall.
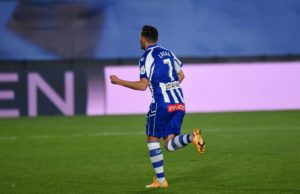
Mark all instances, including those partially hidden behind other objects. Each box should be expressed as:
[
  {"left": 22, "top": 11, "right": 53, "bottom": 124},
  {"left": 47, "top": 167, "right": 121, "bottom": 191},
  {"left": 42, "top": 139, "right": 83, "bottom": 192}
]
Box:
[
  {"left": 0, "top": 61, "right": 105, "bottom": 116},
  {"left": 0, "top": 0, "right": 300, "bottom": 60}
]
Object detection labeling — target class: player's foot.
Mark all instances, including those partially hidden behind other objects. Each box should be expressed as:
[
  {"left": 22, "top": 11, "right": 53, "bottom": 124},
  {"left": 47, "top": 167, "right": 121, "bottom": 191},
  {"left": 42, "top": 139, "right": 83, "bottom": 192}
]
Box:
[
  {"left": 192, "top": 128, "right": 206, "bottom": 155},
  {"left": 145, "top": 177, "right": 168, "bottom": 188}
]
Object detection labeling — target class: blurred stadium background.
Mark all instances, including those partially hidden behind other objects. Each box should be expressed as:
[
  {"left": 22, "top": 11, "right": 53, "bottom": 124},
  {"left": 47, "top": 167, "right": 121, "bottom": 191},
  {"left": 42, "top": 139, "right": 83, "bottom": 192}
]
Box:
[{"left": 0, "top": 0, "right": 300, "bottom": 193}]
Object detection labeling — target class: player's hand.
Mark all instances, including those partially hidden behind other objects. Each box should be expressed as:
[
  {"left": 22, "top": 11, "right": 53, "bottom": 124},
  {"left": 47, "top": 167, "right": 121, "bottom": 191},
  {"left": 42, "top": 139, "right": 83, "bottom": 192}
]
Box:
[{"left": 110, "top": 75, "right": 120, "bottom": 84}]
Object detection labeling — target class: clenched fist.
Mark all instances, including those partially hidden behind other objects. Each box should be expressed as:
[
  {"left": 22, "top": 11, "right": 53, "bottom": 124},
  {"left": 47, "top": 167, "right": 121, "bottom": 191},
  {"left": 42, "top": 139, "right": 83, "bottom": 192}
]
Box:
[{"left": 110, "top": 75, "right": 120, "bottom": 84}]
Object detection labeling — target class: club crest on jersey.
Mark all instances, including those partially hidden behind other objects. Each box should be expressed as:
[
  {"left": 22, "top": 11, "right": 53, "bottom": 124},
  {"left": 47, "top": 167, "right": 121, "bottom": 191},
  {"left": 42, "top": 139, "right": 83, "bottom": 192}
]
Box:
[
  {"left": 140, "top": 66, "right": 146, "bottom": 74},
  {"left": 168, "top": 103, "right": 185, "bottom": 112}
]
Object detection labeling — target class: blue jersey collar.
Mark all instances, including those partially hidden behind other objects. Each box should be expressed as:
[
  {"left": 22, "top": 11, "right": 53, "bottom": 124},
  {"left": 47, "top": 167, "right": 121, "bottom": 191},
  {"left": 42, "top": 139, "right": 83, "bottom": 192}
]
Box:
[{"left": 146, "top": 44, "right": 158, "bottom": 50}]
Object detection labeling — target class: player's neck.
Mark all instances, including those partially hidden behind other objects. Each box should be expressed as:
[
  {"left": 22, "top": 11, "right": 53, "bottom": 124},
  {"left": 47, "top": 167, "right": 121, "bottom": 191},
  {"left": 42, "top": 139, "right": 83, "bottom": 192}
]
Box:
[{"left": 145, "top": 42, "right": 157, "bottom": 50}]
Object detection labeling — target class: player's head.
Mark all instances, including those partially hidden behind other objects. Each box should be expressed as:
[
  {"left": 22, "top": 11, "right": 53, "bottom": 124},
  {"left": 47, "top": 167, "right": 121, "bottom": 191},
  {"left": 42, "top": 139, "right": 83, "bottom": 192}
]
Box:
[{"left": 140, "top": 25, "right": 158, "bottom": 50}]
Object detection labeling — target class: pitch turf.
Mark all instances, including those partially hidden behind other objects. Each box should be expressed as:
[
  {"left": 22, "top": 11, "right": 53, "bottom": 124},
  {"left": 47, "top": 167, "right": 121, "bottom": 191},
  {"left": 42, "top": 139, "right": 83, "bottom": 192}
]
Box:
[{"left": 0, "top": 111, "right": 300, "bottom": 194}]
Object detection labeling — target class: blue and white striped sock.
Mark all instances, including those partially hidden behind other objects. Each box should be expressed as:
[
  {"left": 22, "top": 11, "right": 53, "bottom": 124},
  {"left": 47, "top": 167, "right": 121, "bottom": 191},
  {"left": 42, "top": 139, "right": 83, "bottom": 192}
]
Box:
[
  {"left": 147, "top": 141, "right": 165, "bottom": 183},
  {"left": 165, "top": 134, "right": 192, "bottom": 152}
]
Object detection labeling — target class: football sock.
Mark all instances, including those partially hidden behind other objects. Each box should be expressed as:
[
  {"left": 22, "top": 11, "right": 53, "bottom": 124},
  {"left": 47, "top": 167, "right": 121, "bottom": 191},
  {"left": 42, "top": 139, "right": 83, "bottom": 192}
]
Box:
[
  {"left": 165, "top": 134, "right": 192, "bottom": 152},
  {"left": 147, "top": 141, "right": 166, "bottom": 183}
]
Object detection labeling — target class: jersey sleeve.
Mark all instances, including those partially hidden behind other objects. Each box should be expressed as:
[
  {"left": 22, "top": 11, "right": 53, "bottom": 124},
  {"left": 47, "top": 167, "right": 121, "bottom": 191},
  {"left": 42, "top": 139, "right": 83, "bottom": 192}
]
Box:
[
  {"left": 139, "top": 51, "right": 155, "bottom": 80},
  {"left": 139, "top": 57, "right": 148, "bottom": 80},
  {"left": 172, "top": 52, "right": 183, "bottom": 73}
]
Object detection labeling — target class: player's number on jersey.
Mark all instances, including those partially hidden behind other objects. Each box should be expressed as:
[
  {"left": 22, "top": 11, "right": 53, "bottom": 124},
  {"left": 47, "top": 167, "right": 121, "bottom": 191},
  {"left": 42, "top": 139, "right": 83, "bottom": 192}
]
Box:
[{"left": 163, "top": 58, "right": 174, "bottom": 81}]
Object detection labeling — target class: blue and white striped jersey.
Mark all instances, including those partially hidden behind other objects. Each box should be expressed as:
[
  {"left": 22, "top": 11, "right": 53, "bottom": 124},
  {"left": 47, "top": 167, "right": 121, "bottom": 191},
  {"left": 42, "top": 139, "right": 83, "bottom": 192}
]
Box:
[{"left": 139, "top": 45, "right": 185, "bottom": 105}]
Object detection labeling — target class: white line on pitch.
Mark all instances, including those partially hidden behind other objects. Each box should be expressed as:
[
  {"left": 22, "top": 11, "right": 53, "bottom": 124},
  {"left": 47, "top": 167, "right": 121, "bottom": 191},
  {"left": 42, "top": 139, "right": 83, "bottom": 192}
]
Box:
[
  {"left": 0, "top": 136, "right": 17, "bottom": 141},
  {"left": 0, "top": 131, "right": 145, "bottom": 141},
  {"left": 1, "top": 126, "right": 299, "bottom": 141}
]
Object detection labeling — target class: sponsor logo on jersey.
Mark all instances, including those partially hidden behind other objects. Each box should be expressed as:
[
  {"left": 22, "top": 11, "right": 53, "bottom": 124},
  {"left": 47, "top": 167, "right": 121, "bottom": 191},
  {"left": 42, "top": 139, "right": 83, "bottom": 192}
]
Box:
[
  {"left": 168, "top": 103, "right": 185, "bottom": 112},
  {"left": 165, "top": 81, "right": 180, "bottom": 90}
]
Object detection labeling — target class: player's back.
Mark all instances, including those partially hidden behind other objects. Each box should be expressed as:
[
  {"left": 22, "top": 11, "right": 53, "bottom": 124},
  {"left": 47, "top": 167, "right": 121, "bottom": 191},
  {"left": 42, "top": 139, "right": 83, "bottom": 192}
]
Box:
[{"left": 140, "top": 45, "right": 185, "bottom": 105}]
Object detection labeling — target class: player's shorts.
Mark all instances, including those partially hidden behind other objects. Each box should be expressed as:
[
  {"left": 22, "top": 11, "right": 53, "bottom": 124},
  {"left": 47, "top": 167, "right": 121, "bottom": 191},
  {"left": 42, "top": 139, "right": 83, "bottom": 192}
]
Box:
[{"left": 146, "top": 102, "right": 185, "bottom": 138}]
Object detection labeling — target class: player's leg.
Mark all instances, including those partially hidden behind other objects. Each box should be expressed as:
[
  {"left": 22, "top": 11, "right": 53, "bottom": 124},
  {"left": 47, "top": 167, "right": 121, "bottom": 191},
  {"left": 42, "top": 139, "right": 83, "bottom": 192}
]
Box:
[
  {"left": 146, "top": 136, "right": 168, "bottom": 188},
  {"left": 145, "top": 104, "right": 168, "bottom": 188},
  {"left": 163, "top": 111, "right": 192, "bottom": 151},
  {"left": 163, "top": 111, "right": 206, "bottom": 154},
  {"left": 163, "top": 132, "right": 192, "bottom": 151},
  {"left": 164, "top": 130, "right": 206, "bottom": 154}
]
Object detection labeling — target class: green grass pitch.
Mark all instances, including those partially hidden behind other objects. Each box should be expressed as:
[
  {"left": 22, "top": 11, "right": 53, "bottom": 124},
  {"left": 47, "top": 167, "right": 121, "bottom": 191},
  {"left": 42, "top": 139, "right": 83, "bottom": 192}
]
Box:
[{"left": 0, "top": 111, "right": 300, "bottom": 194}]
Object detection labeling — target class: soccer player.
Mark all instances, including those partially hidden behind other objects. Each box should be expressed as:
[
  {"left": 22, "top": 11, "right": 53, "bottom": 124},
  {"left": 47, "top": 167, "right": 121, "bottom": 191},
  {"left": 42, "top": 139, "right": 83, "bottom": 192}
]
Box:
[{"left": 110, "top": 25, "right": 206, "bottom": 188}]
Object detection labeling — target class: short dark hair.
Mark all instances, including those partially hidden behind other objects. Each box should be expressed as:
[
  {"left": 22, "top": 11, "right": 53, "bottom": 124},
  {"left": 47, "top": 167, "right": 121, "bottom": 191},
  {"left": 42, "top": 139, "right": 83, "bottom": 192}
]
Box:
[{"left": 141, "top": 25, "right": 158, "bottom": 42}]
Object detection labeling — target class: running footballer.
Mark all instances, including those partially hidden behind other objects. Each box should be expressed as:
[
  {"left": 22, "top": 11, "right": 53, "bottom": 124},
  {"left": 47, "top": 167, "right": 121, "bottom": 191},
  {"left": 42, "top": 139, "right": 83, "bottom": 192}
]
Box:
[{"left": 110, "top": 25, "right": 206, "bottom": 188}]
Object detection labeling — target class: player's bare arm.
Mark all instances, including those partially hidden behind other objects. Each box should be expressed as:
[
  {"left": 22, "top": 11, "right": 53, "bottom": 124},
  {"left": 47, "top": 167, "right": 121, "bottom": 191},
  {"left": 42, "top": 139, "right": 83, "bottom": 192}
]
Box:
[
  {"left": 177, "top": 70, "right": 185, "bottom": 83},
  {"left": 110, "top": 75, "right": 148, "bottom": 91}
]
